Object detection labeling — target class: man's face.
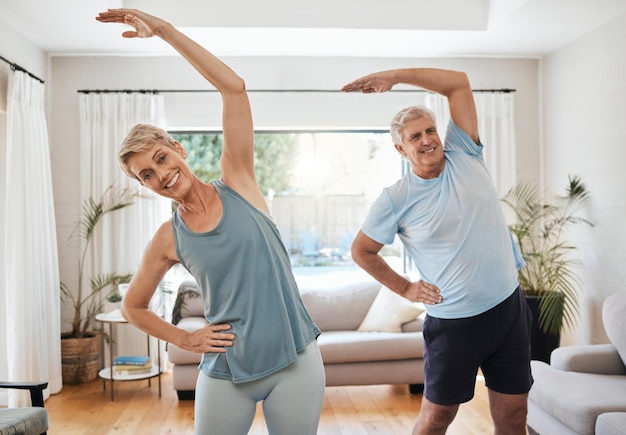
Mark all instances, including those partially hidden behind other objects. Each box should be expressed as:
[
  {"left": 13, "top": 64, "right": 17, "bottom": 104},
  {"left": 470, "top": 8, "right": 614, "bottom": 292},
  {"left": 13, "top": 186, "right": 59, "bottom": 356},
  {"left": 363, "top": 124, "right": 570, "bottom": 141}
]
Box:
[{"left": 395, "top": 116, "right": 444, "bottom": 179}]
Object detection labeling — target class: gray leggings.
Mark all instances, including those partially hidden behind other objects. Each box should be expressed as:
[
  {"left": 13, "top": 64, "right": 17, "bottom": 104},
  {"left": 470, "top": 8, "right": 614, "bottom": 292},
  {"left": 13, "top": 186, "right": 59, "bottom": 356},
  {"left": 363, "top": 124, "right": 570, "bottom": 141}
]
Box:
[{"left": 194, "top": 340, "right": 325, "bottom": 435}]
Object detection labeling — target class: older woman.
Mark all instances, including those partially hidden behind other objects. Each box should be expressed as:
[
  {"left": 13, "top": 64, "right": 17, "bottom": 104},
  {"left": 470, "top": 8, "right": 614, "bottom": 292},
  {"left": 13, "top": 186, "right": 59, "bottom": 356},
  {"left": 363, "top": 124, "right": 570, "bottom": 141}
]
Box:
[{"left": 97, "top": 9, "right": 325, "bottom": 435}]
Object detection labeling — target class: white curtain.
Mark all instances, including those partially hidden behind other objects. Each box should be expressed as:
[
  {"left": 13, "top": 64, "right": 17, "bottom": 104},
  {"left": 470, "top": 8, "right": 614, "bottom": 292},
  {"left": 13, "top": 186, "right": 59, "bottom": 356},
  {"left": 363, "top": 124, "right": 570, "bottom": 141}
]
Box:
[
  {"left": 79, "top": 92, "right": 171, "bottom": 369},
  {"left": 426, "top": 91, "right": 517, "bottom": 196},
  {"left": 2, "top": 71, "right": 62, "bottom": 406}
]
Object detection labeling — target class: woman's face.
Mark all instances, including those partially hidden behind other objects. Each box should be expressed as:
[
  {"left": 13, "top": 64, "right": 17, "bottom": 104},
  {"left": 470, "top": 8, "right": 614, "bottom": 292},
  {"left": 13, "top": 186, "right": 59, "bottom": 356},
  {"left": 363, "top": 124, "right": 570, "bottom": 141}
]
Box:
[{"left": 127, "top": 141, "right": 191, "bottom": 199}]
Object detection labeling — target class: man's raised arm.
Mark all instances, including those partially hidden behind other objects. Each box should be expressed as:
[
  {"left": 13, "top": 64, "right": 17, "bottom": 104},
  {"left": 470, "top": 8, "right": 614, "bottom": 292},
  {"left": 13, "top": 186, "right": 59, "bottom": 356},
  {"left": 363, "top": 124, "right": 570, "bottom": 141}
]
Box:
[{"left": 341, "top": 68, "right": 479, "bottom": 143}]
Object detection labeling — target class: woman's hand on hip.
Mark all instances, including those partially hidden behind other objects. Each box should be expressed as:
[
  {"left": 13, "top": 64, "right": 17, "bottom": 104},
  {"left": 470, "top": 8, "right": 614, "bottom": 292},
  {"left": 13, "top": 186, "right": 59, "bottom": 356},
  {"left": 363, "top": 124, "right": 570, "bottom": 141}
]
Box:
[{"left": 181, "top": 323, "right": 235, "bottom": 353}]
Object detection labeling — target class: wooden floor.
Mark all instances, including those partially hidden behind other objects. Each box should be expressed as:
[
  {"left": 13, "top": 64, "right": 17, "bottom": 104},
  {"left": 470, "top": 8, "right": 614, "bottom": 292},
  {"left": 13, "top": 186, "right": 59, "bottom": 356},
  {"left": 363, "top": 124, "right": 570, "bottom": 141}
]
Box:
[{"left": 45, "top": 370, "right": 495, "bottom": 434}]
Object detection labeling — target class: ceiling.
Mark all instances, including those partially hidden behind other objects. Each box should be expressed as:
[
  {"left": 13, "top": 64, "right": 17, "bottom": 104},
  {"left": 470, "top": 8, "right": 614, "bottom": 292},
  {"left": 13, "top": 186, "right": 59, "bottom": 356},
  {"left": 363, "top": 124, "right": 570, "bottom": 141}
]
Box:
[{"left": 1, "top": 0, "right": 625, "bottom": 58}]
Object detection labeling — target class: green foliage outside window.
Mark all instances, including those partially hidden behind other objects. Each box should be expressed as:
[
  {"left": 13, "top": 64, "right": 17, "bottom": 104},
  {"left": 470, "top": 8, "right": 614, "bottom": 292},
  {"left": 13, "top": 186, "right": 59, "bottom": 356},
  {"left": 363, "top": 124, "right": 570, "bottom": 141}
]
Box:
[{"left": 172, "top": 133, "right": 298, "bottom": 196}]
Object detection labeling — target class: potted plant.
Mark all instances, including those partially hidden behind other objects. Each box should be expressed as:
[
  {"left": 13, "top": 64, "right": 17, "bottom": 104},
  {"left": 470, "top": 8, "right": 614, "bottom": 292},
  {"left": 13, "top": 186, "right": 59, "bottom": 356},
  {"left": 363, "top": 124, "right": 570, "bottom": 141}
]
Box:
[
  {"left": 501, "top": 175, "right": 593, "bottom": 362},
  {"left": 60, "top": 185, "right": 137, "bottom": 384}
]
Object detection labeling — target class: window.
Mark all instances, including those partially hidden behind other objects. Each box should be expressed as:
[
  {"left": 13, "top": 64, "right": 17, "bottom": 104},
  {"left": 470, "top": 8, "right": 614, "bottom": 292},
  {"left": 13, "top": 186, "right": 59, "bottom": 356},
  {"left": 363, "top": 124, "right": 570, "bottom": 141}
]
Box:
[{"left": 171, "top": 130, "right": 405, "bottom": 272}]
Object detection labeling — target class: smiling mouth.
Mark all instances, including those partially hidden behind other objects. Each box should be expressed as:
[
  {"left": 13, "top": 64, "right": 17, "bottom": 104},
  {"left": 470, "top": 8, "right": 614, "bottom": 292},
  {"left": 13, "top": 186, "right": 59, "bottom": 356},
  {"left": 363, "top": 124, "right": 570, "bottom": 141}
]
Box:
[{"left": 166, "top": 172, "right": 180, "bottom": 188}]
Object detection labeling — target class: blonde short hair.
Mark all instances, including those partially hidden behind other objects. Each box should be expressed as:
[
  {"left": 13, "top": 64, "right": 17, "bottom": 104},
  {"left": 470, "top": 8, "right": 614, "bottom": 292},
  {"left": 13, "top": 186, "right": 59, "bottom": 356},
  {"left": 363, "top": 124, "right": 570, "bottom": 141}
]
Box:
[
  {"left": 390, "top": 106, "right": 436, "bottom": 145},
  {"left": 118, "top": 124, "right": 178, "bottom": 179}
]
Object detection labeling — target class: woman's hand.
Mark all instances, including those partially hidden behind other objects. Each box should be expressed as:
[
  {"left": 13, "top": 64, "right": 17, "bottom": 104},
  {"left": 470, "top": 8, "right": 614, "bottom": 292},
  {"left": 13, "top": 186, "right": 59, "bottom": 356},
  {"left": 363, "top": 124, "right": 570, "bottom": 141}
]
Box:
[
  {"left": 96, "top": 8, "right": 168, "bottom": 39},
  {"left": 180, "top": 323, "right": 236, "bottom": 354}
]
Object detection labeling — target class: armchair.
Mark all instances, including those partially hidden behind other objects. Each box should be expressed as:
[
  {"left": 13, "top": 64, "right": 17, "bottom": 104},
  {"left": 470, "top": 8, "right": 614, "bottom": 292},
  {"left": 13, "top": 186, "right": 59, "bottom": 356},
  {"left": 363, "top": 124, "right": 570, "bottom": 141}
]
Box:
[
  {"left": 0, "top": 382, "right": 48, "bottom": 435},
  {"left": 527, "top": 293, "right": 626, "bottom": 435}
]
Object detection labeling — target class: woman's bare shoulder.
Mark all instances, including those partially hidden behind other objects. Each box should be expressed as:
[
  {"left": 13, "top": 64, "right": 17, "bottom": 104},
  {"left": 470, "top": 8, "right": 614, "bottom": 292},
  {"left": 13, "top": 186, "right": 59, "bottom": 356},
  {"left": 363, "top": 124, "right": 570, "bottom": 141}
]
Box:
[{"left": 145, "top": 217, "right": 178, "bottom": 262}]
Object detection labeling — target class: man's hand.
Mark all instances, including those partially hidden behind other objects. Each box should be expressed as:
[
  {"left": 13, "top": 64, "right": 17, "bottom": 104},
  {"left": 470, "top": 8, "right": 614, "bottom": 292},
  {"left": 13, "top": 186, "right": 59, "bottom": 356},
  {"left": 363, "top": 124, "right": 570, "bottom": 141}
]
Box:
[
  {"left": 96, "top": 8, "right": 167, "bottom": 39},
  {"left": 341, "top": 70, "right": 398, "bottom": 93},
  {"left": 403, "top": 280, "right": 443, "bottom": 305},
  {"left": 180, "top": 323, "right": 236, "bottom": 353}
]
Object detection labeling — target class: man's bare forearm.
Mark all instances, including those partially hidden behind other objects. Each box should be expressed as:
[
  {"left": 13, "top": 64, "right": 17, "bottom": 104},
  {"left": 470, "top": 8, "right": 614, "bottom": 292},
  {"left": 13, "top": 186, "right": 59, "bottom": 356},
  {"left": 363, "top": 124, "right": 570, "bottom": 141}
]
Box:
[{"left": 352, "top": 251, "right": 411, "bottom": 296}]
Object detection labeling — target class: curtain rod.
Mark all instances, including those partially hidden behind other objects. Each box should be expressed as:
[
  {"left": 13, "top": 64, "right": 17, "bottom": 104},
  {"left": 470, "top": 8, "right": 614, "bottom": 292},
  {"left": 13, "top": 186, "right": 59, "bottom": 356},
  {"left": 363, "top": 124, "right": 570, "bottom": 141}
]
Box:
[
  {"left": 77, "top": 88, "right": 516, "bottom": 94},
  {"left": 0, "top": 55, "right": 44, "bottom": 84}
]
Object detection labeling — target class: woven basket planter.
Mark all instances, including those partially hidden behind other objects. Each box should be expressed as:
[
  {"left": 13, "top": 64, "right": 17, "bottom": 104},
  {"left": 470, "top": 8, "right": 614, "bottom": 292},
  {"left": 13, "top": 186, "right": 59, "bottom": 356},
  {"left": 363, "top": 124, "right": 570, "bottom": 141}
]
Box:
[{"left": 61, "top": 334, "right": 100, "bottom": 384}]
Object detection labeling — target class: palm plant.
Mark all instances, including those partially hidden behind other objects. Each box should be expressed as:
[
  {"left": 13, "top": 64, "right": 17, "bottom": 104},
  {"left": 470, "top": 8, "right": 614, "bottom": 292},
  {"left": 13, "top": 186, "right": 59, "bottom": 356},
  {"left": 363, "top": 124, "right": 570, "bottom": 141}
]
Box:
[
  {"left": 61, "top": 185, "right": 138, "bottom": 338},
  {"left": 501, "top": 175, "right": 593, "bottom": 334}
]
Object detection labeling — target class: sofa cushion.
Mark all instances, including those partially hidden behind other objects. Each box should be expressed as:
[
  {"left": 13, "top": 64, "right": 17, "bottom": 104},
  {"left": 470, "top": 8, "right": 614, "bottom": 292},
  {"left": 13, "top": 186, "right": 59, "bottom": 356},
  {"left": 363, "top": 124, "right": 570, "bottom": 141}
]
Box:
[
  {"left": 172, "top": 279, "right": 204, "bottom": 324},
  {"left": 318, "top": 331, "right": 424, "bottom": 363},
  {"left": 357, "top": 285, "right": 425, "bottom": 332},
  {"left": 300, "top": 280, "right": 381, "bottom": 331},
  {"left": 529, "top": 360, "right": 626, "bottom": 434},
  {"left": 603, "top": 294, "right": 626, "bottom": 366},
  {"left": 551, "top": 344, "right": 626, "bottom": 375},
  {"left": 177, "top": 316, "right": 208, "bottom": 332},
  {"left": 596, "top": 412, "right": 626, "bottom": 435},
  {"left": 401, "top": 316, "right": 424, "bottom": 333},
  {"left": 168, "top": 342, "right": 203, "bottom": 365},
  {"left": 0, "top": 408, "right": 48, "bottom": 435}
]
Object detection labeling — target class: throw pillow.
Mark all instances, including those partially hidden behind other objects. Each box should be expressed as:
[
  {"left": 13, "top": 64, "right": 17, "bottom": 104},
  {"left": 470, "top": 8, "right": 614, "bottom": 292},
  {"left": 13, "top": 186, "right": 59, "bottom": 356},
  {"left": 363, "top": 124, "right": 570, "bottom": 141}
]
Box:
[{"left": 357, "top": 285, "right": 425, "bottom": 333}]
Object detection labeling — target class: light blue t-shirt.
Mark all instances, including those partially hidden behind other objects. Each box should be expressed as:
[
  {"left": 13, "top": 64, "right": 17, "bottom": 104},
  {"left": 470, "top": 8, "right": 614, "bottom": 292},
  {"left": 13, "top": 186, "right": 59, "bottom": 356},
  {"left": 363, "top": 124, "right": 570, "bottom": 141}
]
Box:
[
  {"left": 172, "top": 180, "right": 320, "bottom": 383},
  {"left": 362, "top": 121, "right": 524, "bottom": 319}
]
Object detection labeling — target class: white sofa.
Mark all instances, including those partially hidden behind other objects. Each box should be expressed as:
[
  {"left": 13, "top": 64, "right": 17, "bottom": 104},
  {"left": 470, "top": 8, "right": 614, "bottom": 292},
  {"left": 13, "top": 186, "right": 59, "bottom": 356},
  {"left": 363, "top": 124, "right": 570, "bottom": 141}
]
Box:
[
  {"left": 527, "top": 293, "right": 626, "bottom": 435},
  {"left": 167, "top": 276, "right": 426, "bottom": 399}
]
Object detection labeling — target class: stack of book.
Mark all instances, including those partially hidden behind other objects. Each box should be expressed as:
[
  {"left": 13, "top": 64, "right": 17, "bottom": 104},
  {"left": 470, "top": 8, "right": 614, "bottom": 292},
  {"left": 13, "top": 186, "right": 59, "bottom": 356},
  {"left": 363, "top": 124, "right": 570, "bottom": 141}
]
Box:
[{"left": 113, "top": 355, "right": 152, "bottom": 376}]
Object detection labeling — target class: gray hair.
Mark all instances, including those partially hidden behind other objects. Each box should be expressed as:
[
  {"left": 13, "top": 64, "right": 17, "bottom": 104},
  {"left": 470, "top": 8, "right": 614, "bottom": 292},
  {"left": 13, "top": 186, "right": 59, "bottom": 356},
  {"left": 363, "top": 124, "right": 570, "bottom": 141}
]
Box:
[
  {"left": 390, "top": 105, "right": 436, "bottom": 145},
  {"left": 118, "top": 123, "right": 178, "bottom": 179}
]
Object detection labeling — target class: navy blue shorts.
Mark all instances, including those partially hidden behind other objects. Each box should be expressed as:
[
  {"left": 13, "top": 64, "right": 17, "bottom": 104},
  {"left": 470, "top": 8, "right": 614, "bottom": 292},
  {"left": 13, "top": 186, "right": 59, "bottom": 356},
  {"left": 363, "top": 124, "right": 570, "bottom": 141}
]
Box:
[{"left": 422, "top": 286, "right": 534, "bottom": 405}]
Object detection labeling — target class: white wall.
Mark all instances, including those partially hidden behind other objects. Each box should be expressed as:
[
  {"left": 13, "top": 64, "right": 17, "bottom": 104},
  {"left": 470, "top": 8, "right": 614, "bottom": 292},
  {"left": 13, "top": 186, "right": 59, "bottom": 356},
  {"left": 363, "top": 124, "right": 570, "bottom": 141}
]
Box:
[
  {"left": 0, "top": 17, "right": 48, "bottom": 82},
  {"left": 542, "top": 12, "right": 626, "bottom": 344}
]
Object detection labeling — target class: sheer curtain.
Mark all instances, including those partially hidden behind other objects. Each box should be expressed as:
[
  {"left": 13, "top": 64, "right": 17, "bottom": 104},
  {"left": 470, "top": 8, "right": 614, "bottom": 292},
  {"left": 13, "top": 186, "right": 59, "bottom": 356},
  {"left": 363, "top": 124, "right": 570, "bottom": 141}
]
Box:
[
  {"left": 426, "top": 91, "right": 517, "bottom": 196},
  {"left": 2, "top": 70, "right": 62, "bottom": 406},
  {"left": 79, "top": 92, "right": 171, "bottom": 369}
]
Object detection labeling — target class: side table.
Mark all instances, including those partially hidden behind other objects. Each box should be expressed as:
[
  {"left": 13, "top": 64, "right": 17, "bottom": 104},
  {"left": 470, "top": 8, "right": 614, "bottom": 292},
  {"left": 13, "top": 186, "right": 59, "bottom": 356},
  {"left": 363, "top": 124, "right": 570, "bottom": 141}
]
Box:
[{"left": 95, "top": 311, "right": 162, "bottom": 401}]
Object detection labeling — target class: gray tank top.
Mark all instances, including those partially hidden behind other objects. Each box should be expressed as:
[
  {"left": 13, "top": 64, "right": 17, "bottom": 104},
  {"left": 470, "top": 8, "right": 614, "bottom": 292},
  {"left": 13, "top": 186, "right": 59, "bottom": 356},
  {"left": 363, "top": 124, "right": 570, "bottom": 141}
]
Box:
[{"left": 172, "top": 180, "right": 320, "bottom": 383}]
